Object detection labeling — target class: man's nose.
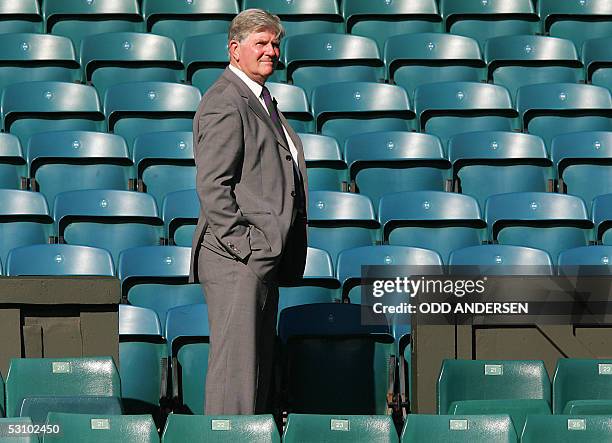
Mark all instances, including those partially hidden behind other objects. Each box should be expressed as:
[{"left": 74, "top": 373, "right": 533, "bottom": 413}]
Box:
[{"left": 263, "top": 43, "right": 278, "bottom": 57}]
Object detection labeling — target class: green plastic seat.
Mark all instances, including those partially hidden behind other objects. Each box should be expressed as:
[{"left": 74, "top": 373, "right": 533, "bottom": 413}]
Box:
[
  {"left": 485, "top": 192, "right": 593, "bottom": 261},
  {"left": 161, "top": 189, "right": 198, "bottom": 247},
  {"left": 162, "top": 414, "right": 280, "bottom": 443},
  {"left": 43, "top": 0, "right": 142, "bottom": 56},
  {"left": 43, "top": 413, "right": 158, "bottom": 443},
  {"left": 0, "top": 417, "right": 37, "bottom": 442},
  {"left": 401, "top": 414, "right": 517, "bottom": 443},
  {"left": 441, "top": 0, "right": 539, "bottom": 50},
  {"left": 385, "top": 33, "right": 485, "bottom": 99},
  {"left": 593, "top": 193, "right": 612, "bottom": 245},
  {"left": 1, "top": 81, "right": 104, "bottom": 147},
  {"left": 27, "top": 130, "right": 131, "bottom": 211},
  {"left": 449, "top": 244, "right": 554, "bottom": 276},
  {"left": 0, "top": 0, "right": 42, "bottom": 34},
  {"left": 284, "top": 413, "right": 398, "bottom": 443},
  {"left": 449, "top": 131, "right": 551, "bottom": 209},
  {"left": 343, "top": 0, "right": 442, "bottom": 54},
  {"left": 298, "top": 133, "right": 345, "bottom": 191},
  {"left": 379, "top": 191, "right": 486, "bottom": 264},
  {"left": 582, "top": 36, "right": 612, "bottom": 91},
  {"left": 312, "top": 81, "right": 414, "bottom": 146},
  {"left": 485, "top": 35, "right": 582, "bottom": 102},
  {"left": 521, "top": 415, "right": 612, "bottom": 443},
  {"left": 0, "top": 133, "right": 26, "bottom": 190},
  {"left": 266, "top": 82, "right": 313, "bottom": 133},
  {"left": 0, "top": 33, "right": 79, "bottom": 93},
  {"left": 181, "top": 32, "right": 228, "bottom": 92},
  {"left": 553, "top": 358, "right": 612, "bottom": 414}
]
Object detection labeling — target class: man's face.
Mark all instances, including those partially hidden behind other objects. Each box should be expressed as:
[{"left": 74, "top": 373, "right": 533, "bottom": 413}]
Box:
[{"left": 230, "top": 29, "right": 280, "bottom": 85}]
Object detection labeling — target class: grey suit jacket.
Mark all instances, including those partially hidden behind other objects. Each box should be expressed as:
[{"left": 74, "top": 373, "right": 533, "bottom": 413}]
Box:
[{"left": 189, "top": 67, "right": 308, "bottom": 284}]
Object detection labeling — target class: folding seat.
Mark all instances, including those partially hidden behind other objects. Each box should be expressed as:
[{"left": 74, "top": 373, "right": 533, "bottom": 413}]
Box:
[
  {"left": 80, "top": 32, "right": 182, "bottom": 97},
  {"left": 119, "top": 304, "right": 167, "bottom": 418},
  {"left": 298, "top": 133, "right": 345, "bottom": 192},
  {"left": 485, "top": 192, "right": 593, "bottom": 261},
  {"left": 132, "top": 131, "right": 195, "bottom": 208},
  {"left": 0, "top": 189, "right": 53, "bottom": 265},
  {"left": 27, "top": 131, "right": 131, "bottom": 211},
  {"left": 379, "top": 191, "right": 486, "bottom": 264},
  {"left": 1, "top": 81, "right": 104, "bottom": 146},
  {"left": 307, "top": 191, "right": 379, "bottom": 268},
  {"left": 104, "top": 81, "right": 200, "bottom": 151},
  {"left": 43, "top": 413, "right": 158, "bottom": 443},
  {"left": 5, "top": 357, "right": 122, "bottom": 424},
  {"left": 558, "top": 245, "right": 612, "bottom": 274},
  {"left": 0, "top": 133, "right": 26, "bottom": 190},
  {"left": 162, "top": 189, "right": 198, "bottom": 247},
  {"left": 521, "top": 415, "right": 612, "bottom": 443},
  {"left": 449, "top": 131, "right": 552, "bottom": 209},
  {"left": 440, "top": 0, "right": 539, "bottom": 50},
  {"left": 438, "top": 359, "right": 552, "bottom": 434},
  {"left": 414, "top": 81, "right": 517, "bottom": 148},
  {"left": 553, "top": 358, "right": 612, "bottom": 414},
  {"left": 385, "top": 33, "right": 485, "bottom": 99},
  {"left": 401, "top": 414, "right": 517, "bottom": 443},
  {"left": 312, "top": 81, "right": 414, "bottom": 146},
  {"left": 516, "top": 82, "right": 612, "bottom": 150},
  {"left": 582, "top": 36, "right": 612, "bottom": 91},
  {"left": 0, "top": 0, "right": 42, "bottom": 34},
  {"left": 54, "top": 189, "right": 164, "bottom": 265},
  {"left": 0, "top": 33, "right": 79, "bottom": 93},
  {"left": 162, "top": 414, "right": 280, "bottom": 443},
  {"left": 284, "top": 33, "right": 384, "bottom": 98},
  {"left": 278, "top": 303, "right": 396, "bottom": 415},
  {"left": 283, "top": 414, "right": 398, "bottom": 443},
  {"left": 485, "top": 35, "right": 583, "bottom": 102},
  {"left": 165, "top": 303, "right": 209, "bottom": 415},
  {"left": 143, "top": 0, "right": 238, "bottom": 50},
  {"left": 551, "top": 131, "right": 612, "bottom": 212},
  {"left": 343, "top": 0, "right": 442, "bottom": 54},
  {"left": 266, "top": 82, "right": 313, "bottom": 133},
  {"left": 43, "top": 0, "right": 142, "bottom": 56},
  {"left": 243, "top": 0, "right": 344, "bottom": 37},
  {"left": 539, "top": 0, "right": 612, "bottom": 56},
  {"left": 181, "top": 32, "right": 229, "bottom": 93},
  {"left": 593, "top": 193, "right": 612, "bottom": 245},
  {"left": 449, "top": 244, "right": 554, "bottom": 276},
  {"left": 118, "top": 245, "right": 202, "bottom": 329},
  {"left": 345, "top": 131, "right": 450, "bottom": 207}
]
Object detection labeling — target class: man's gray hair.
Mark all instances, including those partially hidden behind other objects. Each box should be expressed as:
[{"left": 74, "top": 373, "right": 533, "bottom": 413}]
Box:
[{"left": 228, "top": 8, "right": 285, "bottom": 43}]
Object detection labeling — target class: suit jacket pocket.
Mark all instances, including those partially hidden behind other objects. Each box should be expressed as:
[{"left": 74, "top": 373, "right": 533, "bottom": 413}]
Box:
[{"left": 248, "top": 224, "right": 271, "bottom": 251}]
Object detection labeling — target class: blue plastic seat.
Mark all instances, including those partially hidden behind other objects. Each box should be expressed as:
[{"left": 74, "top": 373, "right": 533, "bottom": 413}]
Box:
[
  {"left": 298, "top": 133, "right": 346, "bottom": 191},
  {"left": 521, "top": 415, "right": 612, "bottom": 443},
  {"left": 0, "top": 133, "right": 26, "bottom": 190},
  {"left": 449, "top": 244, "right": 554, "bottom": 276},
  {"left": 401, "top": 414, "right": 517, "bottom": 443},
  {"left": 266, "top": 82, "right": 313, "bottom": 133},
  {"left": 583, "top": 36, "right": 612, "bottom": 91},
  {"left": 558, "top": 245, "right": 612, "bottom": 275},
  {"left": 0, "top": 0, "right": 42, "bottom": 34},
  {"left": 553, "top": 358, "right": 612, "bottom": 414},
  {"left": 593, "top": 193, "right": 612, "bottom": 245},
  {"left": 161, "top": 189, "right": 199, "bottom": 247},
  {"left": 181, "top": 32, "right": 228, "bottom": 93}
]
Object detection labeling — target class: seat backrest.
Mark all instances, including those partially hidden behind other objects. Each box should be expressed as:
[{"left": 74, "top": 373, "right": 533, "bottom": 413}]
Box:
[
  {"left": 118, "top": 245, "right": 191, "bottom": 285},
  {"left": 164, "top": 303, "right": 209, "bottom": 356},
  {"left": 132, "top": 130, "right": 193, "bottom": 170},
  {"left": 343, "top": 0, "right": 440, "bottom": 32},
  {"left": 119, "top": 304, "right": 162, "bottom": 336},
  {"left": 538, "top": 0, "right": 612, "bottom": 33},
  {"left": 593, "top": 193, "right": 612, "bottom": 242},
  {"left": 307, "top": 190, "right": 377, "bottom": 224},
  {"left": 43, "top": 0, "right": 141, "bottom": 31},
  {"left": 521, "top": 415, "right": 612, "bottom": 443},
  {"left": 401, "top": 414, "right": 517, "bottom": 443},
  {"left": 43, "top": 413, "right": 158, "bottom": 443},
  {"left": 449, "top": 131, "right": 548, "bottom": 164},
  {"left": 553, "top": 358, "right": 612, "bottom": 413},
  {"left": 0, "top": 133, "right": 25, "bottom": 189},
  {"left": 162, "top": 414, "right": 280, "bottom": 443},
  {"left": 161, "top": 189, "right": 199, "bottom": 245},
  {"left": 441, "top": 0, "right": 537, "bottom": 30},
  {"left": 283, "top": 413, "right": 398, "bottom": 443},
  {"left": 299, "top": 133, "right": 342, "bottom": 162},
  {"left": 557, "top": 245, "right": 612, "bottom": 275},
  {"left": 181, "top": 32, "right": 228, "bottom": 85},
  {"left": 449, "top": 244, "right": 554, "bottom": 275},
  {"left": 551, "top": 130, "right": 612, "bottom": 176},
  {"left": 302, "top": 247, "right": 335, "bottom": 279},
  {"left": 143, "top": 0, "right": 238, "bottom": 30},
  {"left": 582, "top": 36, "right": 612, "bottom": 81}
]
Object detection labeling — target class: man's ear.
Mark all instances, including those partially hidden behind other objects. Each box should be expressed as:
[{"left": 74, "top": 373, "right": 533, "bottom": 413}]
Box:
[{"left": 228, "top": 40, "right": 240, "bottom": 62}]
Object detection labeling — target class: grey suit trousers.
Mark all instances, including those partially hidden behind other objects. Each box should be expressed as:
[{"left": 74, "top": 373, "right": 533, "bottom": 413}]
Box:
[{"left": 198, "top": 228, "right": 279, "bottom": 415}]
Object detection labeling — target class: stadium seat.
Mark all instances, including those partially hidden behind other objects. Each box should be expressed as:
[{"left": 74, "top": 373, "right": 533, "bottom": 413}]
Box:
[
  {"left": 385, "top": 33, "right": 485, "bottom": 99},
  {"left": 0, "top": 133, "right": 26, "bottom": 190},
  {"left": 485, "top": 192, "right": 593, "bottom": 260},
  {"left": 521, "top": 415, "right": 612, "bottom": 443},
  {"left": 485, "top": 35, "right": 583, "bottom": 102},
  {"left": 539, "top": 0, "right": 612, "bottom": 55},
  {"left": 379, "top": 191, "right": 486, "bottom": 264},
  {"left": 306, "top": 191, "right": 379, "bottom": 268},
  {"left": 582, "top": 36, "right": 612, "bottom": 91},
  {"left": 143, "top": 0, "right": 238, "bottom": 50},
  {"left": 162, "top": 414, "right": 281, "bottom": 443},
  {"left": 132, "top": 131, "right": 195, "bottom": 208},
  {"left": 181, "top": 33, "right": 229, "bottom": 92},
  {"left": 516, "top": 82, "right": 612, "bottom": 149},
  {"left": 345, "top": 131, "right": 449, "bottom": 207},
  {"left": 343, "top": 0, "right": 442, "bottom": 54},
  {"left": 1, "top": 81, "right": 104, "bottom": 146},
  {"left": 80, "top": 32, "right": 182, "bottom": 97},
  {"left": 43, "top": 0, "right": 142, "bottom": 56},
  {"left": 558, "top": 245, "right": 612, "bottom": 274},
  {"left": 414, "top": 81, "right": 517, "bottom": 147},
  {"left": 117, "top": 245, "right": 202, "bottom": 328},
  {"left": 165, "top": 303, "right": 209, "bottom": 415},
  {"left": 593, "top": 193, "right": 612, "bottom": 244},
  {"left": 312, "top": 81, "right": 414, "bottom": 146},
  {"left": 449, "top": 244, "right": 554, "bottom": 276},
  {"left": 43, "top": 413, "right": 158, "bottom": 443},
  {"left": 438, "top": 359, "right": 552, "bottom": 433},
  {"left": 27, "top": 130, "right": 131, "bottom": 211},
  {"left": 53, "top": 189, "right": 163, "bottom": 265},
  {"left": 551, "top": 131, "right": 612, "bottom": 211},
  {"left": 104, "top": 81, "right": 201, "bottom": 150},
  {"left": 161, "top": 189, "right": 198, "bottom": 247},
  {"left": 0, "top": 33, "right": 79, "bottom": 93},
  {"left": 401, "top": 414, "right": 518, "bottom": 443},
  {"left": 553, "top": 358, "right": 612, "bottom": 414},
  {"left": 0, "top": 417, "right": 37, "bottom": 442},
  {"left": 0, "top": 189, "right": 53, "bottom": 265},
  {"left": 119, "top": 304, "right": 167, "bottom": 417},
  {"left": 298, "top": 133, "right": 346, "bottom": 191},
  {"left": 0, "top": 0, "right": 42, "bottom": 34},
  {"left": 448, "top": 131, "right": 551, "bottom": 209},
  {"left": 283, "top": 413, "right": 398, "bottom": 443},
  {"left": 440, "top": 0, "right": 539, "bottom": 49},
  {"left": 283, "top": 33, "right": 383, "bottom": 98},
  {"left": 266, "top": 82, "right": 313, "bottom": 133},
  {"left": 6, "top": 244, "right": 114, "bottom": 276}
]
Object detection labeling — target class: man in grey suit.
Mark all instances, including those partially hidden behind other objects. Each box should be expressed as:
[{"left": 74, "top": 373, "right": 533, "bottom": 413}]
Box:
[{"left": 189, "top": 9, "right": 308, "bottom": 415}]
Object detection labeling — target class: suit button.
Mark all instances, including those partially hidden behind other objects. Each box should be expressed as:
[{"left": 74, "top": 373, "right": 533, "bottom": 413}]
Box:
[
  {"left": 291, "top": 191, "right": 296, "bottom": 197},
  {"left": 285, "top": 155, "right": 292, "bottom": 161}
]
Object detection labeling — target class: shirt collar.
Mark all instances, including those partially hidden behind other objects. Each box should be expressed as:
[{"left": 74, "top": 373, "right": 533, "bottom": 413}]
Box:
[{"left": 229, "top": 64, "right": 264, "bottom": 98}]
